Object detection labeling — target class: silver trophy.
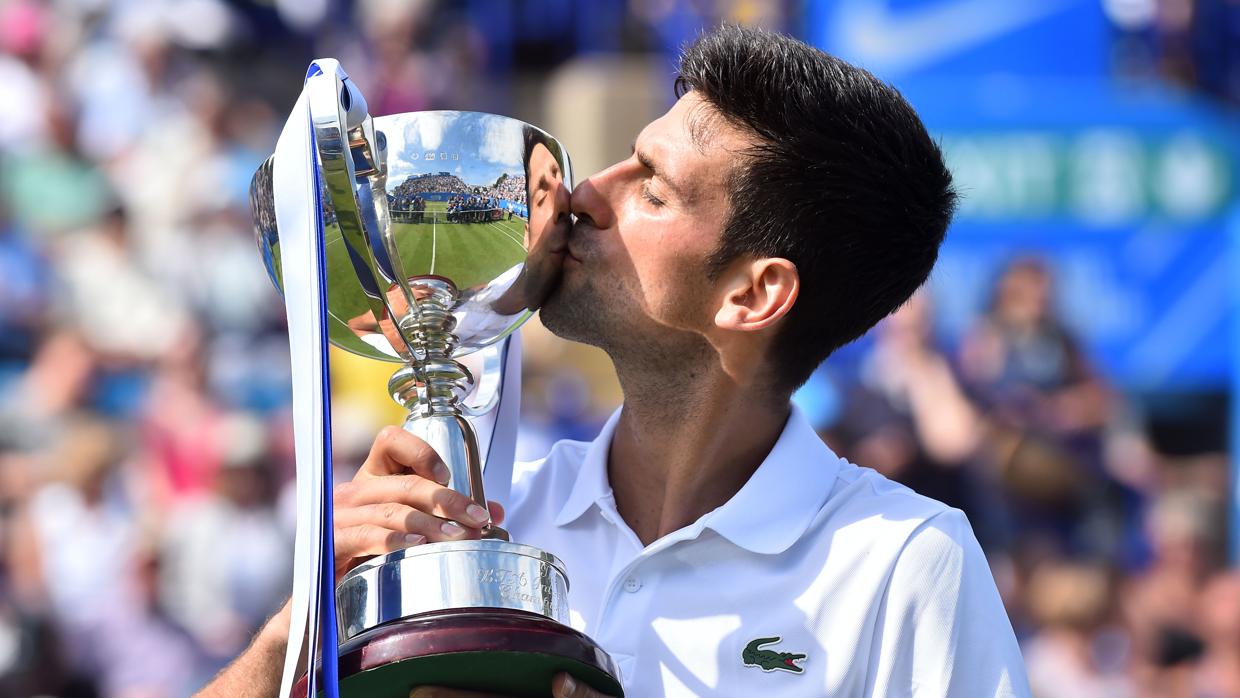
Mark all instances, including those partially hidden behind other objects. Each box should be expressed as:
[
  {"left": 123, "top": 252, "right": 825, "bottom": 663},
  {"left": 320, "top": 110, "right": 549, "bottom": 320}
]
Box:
[{"left": 251, "top": 70, "right": 621, "bottom": 696}]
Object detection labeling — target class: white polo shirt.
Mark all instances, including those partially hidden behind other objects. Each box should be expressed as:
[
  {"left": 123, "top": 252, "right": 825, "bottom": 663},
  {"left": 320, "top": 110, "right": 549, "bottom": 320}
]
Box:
[{"left": 505, "top": 406, "right": 1030, "bottom": 697}]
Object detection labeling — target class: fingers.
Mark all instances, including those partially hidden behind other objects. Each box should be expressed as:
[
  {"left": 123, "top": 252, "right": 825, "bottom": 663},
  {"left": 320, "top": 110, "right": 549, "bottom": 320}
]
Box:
[
  {"left": 333, "top": 478, "right": 488, "bottom": 570},
  {"left": 359, "top": 425, "right": 451, "bottom": 484},
  {"left": 334, "top": 524, "right": 425, "bottom": 576},
  {"left": 335, "top": 425, "right": 511, "bottom": 580},
  {"left": 334, "top": 475, "right": 489, "bottom": 527},
  {"left": 552, "top": 673, "right": 613, "bottom": 698},
  {"left": 335, "top": 502, "right": 475, "bottom": 544},
  {"left": 333, "top": 498, "right": 506, "bottom": 573},
  {"left": 334, "top": 500, "right": 504, "bottom": 535}
]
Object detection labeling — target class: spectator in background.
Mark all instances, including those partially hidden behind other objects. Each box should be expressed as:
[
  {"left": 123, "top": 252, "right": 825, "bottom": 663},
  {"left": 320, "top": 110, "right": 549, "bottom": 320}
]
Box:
[
  {"left": 959, "top": 259, "right": 1110, "bottom": 436},
  {"left": 0, "top": 0, "right": 50, "bottom": 151},
  {"left": 959, "top": 257, "right": 1122, "bottom": 559},
  {"left": 0, "top": 431, "right": 72, "bottom": 697},
  {"left": 138, "top": 329, "right": 227, "bottom": 510},
  {"left": 0, "top": 330, "right": 96, "bottom": 454},
  {"left": 1123, "top": 489, "right": 1220, "bottom": 691},
  {"left": 1195, "top": 572, "right": 1240, "bottom": 696},
  {"left": 1022, "top": 562, "right": 1132, "bottom": 698},
  {"left": 98, "top": 541, "right": 201, "bottom": 698},
  {"left": 0, "top": 95, "right": 112, "bottom": 240},
  {"left": 828, "top": 291, "right": 1004, "bottom": 549},
  {"left": 160, "top": 413, "right": 291, "bottom": 668},
  {"left": 168, "top": 201, "right": 291, "bottom": 414},
  {"left": 8, "top": 417, "right": 144, "bottom": 693},
  {"left": 58, "top": 206, "right": 193, "bottom": 367}
]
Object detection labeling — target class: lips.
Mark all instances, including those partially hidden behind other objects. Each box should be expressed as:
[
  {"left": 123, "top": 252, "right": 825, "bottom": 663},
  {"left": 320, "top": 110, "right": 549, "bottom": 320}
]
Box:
[
  {"left": 565, "top": 221, "right": 595, "bottom": 263},
  {"left": 543, "top": 242, "right": 579, "bottom": 264}
]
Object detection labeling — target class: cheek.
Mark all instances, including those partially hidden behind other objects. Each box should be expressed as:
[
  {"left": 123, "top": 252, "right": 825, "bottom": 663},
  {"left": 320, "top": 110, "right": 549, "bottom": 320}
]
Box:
[
  {"left": 635, "top": 248, "right": 686, "bottom": 289},
  {"left": 605, "top": 203, "right": 718, "bottom": 312},
  {"left": 629, "top": 237, "right": 714, "bottom": 321}
]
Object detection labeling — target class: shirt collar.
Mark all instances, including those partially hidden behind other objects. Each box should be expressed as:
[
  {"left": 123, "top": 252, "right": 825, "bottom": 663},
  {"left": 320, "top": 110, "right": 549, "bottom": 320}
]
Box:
[
  {"left": 553, "top": 407, "right": 623, "bottom": 527},
  {"left": 553, "top": 404, "right": 843, "bottom": 555},
  {"left": 700, "top": 404, "right": 843, "bottom": 554}
]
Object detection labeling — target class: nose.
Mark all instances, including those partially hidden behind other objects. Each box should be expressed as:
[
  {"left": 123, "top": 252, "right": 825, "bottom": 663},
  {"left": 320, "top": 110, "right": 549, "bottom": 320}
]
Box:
[
  {"left": 553, "top": 179, "right": 571, "bottom": 227},
  {"left": 570, "top": 163, "right": 622, "bottom": 230}
]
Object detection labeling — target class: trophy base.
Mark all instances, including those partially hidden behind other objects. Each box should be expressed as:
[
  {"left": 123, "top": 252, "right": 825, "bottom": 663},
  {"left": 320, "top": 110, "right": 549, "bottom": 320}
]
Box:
[{"left": 292, "top": 608, "right": 624, "bottom": 698}]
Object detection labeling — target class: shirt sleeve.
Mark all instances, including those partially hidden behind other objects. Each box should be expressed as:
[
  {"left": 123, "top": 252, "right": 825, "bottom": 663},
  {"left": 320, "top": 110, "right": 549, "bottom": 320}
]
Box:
[{"left": 865, "top": 508, "right": 1031, "bottom": 698}]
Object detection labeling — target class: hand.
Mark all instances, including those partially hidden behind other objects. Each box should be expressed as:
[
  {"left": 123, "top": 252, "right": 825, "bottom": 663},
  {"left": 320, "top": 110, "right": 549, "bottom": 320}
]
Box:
[
  {"left": 333, "top": 425, "right": 505, "bottom": 579},
  {"left": 408, "top": 672, "right": 617, "bottom": 698}
]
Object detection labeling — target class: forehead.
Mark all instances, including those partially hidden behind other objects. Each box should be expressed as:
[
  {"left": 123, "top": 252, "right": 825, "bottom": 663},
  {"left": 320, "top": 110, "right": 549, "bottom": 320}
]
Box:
[
  {"left": 637, "top": 92, "right": 750, "bottom": 199},
  {"left": 530, "top": 142, "right": 557, "bottom": 170}
]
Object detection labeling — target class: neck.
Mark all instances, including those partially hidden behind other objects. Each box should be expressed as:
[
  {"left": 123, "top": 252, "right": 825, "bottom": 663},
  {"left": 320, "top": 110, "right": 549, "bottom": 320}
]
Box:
[{"left": 607, "top": 352, "right": 790, "bottom": 546}]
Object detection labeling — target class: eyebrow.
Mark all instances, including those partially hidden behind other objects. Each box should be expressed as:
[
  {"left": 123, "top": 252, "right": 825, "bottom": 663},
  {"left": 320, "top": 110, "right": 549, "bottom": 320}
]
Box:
[{"left": 631, "top": 142, "right": 693, "bottom": 203}]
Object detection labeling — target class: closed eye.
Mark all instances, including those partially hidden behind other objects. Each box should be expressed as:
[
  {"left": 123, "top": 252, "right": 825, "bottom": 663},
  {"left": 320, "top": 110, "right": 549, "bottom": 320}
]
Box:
[{"left": 641, "top": 183, "right": 665, "bottom": 208}]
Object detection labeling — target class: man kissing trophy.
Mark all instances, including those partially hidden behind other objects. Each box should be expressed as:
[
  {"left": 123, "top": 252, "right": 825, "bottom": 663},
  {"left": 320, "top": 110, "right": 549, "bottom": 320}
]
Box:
[{"left": 250, "top": 60, "right": 623, "bottom": 698}]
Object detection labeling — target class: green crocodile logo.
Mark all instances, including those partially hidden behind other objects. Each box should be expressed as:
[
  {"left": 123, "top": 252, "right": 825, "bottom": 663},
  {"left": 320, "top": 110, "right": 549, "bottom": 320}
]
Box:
[{"left": 742, "top": 636, "right": 807, "bottom": 674}]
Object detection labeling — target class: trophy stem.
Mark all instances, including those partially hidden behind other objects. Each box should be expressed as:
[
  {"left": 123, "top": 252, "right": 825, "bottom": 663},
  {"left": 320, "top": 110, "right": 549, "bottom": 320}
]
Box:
[{"left": 388, "top": 279, "right": 509, "bottom": 541}]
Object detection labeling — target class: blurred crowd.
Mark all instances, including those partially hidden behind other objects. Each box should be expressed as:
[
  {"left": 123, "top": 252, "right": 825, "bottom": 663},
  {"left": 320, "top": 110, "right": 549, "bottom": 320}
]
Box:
[
  {"left": 0, "top": 1, "right": 1234, "bottom": 697},
  {"left": 809, "top": 259, "right": 1234, "bottom": 698},
  {"left": 0, "top": 1, "right": 507, "bottom": 695}
]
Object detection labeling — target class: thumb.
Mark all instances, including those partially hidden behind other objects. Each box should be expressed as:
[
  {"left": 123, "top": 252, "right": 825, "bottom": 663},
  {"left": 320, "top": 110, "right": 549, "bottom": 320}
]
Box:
[{"left": 551, "top": 673, "right": 613, "bottom": 698}]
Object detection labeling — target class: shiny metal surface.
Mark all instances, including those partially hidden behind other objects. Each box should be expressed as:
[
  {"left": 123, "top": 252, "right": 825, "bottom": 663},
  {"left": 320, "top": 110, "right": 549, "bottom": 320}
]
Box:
[
  {"left": 336, "top": 540, "right": 570, "bottom": 642},
  {"left": 401, "top": 413, "right": 496, "bottom": 532},
  {"left": 251, "top": 70, "right": 583, "bottom": 643},
  {"left": 251, "top": 75, "right": 574, "bottom": 527},
  {"left": 250, "top": 109, "right": 573, "bottom": 362}
]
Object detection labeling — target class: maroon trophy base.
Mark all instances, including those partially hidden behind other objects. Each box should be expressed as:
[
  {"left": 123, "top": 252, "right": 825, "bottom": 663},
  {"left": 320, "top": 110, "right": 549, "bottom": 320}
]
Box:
[{"left": 291, "top": 608, "right": 623, "bottom": 697}]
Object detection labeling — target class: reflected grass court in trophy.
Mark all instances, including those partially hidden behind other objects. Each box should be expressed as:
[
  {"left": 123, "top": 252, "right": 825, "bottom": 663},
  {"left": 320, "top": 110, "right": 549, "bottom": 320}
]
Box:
[{"left": 250, "top": 67, "right": 621, "bottom": 697}]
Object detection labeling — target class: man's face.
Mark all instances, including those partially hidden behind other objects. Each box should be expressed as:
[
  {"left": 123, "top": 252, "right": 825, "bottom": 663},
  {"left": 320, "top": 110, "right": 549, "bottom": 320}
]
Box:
[
  {"left": 540, "top": 93, "right": 747, "bottom": 362},
  {"left": 520, "top": 142, "right": 571, "bottom": 310},
  {"left": 527, "top": 142, "right": 567, "bottom": 241}
]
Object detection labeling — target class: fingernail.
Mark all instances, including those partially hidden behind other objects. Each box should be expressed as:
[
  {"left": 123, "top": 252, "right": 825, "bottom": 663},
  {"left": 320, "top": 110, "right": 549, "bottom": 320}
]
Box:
[
  {"left": 465, "top": 504, "right": 490, "bottom": 525},
  {"left": 433, "top": 462, "right": 450, "bottom": 486},
  {"left": 558, "top": 674, "right": 577, "bottom": 697},
  {"left": 441, "top": 520, "right": 467, "bottom": 537},
  {"left": 404, "top": 533, "right": 425, "bottom": 546}
]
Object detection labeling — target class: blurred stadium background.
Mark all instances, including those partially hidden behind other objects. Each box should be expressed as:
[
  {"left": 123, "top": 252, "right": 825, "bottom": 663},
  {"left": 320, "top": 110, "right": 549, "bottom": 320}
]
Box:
[{"left": 0, "top": 0, "right": 1236, "bottom": 695}]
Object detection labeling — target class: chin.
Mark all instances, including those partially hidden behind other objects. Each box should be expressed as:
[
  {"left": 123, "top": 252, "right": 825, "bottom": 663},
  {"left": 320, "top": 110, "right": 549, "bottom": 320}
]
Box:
[
  {"left": 539, "top": 285, "right": 605, "bottom": 346},
  {"left": 537, "top": 292, "right": 577, "bottom": 339}
]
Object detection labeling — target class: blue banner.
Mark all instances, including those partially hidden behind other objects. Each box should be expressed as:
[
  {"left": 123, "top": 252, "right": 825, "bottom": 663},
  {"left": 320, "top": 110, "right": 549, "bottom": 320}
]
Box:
[{"left": 806, "top": 0, "right": 1240, "bottom": 389}]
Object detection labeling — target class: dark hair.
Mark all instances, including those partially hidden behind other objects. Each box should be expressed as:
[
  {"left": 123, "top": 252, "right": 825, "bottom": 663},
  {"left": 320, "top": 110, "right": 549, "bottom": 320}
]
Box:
[
  {"left": 676, "top": 26, "right": 957, "bottom": 393},
  {"left": 522, "top": 125, "right": 565, "bottom": 193}
]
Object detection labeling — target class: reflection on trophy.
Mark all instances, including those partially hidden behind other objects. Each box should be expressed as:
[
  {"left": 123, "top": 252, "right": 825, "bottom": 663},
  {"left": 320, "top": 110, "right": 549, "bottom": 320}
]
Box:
[{"left": 250, "top": 68, "right": 622, "bottom": 696}]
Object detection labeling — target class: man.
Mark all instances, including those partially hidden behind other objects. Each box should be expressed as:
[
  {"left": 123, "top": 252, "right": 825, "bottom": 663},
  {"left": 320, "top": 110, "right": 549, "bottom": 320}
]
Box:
[{"left": 200, "top": 25, "right": 1029, "bottom": 697}]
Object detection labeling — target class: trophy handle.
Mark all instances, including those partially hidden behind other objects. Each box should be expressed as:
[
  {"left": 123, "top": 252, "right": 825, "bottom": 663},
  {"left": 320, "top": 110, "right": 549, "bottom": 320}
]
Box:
[{"left": 308, "top": 73, "right": 418, "bottom": 363}]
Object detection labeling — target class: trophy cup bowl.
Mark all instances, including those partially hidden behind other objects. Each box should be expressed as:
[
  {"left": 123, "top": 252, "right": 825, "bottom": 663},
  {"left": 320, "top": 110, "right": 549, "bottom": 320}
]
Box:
[{"left": 251, "top": 72, "right": 621, "bottom": 697}]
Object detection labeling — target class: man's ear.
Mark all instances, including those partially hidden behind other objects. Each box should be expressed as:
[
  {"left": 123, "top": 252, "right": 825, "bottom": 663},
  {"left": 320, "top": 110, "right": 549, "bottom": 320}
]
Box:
[{"left": 714, "top": 258, "right": 799, "bottom": 332}]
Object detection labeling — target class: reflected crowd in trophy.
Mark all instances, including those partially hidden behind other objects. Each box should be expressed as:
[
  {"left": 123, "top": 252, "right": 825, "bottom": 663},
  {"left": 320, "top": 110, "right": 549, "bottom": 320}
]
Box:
[
  {"left": 0, "top": 1, "right": 1237, "bottom": 697},
  {"left": 389, "top": 173, "right": 523, "bottom": 224}
]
